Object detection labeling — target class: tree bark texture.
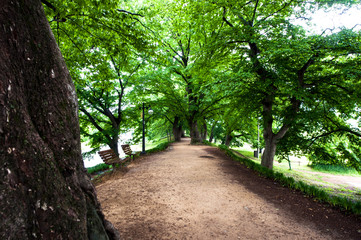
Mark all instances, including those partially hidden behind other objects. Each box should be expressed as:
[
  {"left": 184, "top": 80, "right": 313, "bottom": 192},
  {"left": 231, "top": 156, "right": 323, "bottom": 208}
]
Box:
[
  {"left": 200, "top": 122, "right": 207, "bottom": 141},
  {"left": 224, "top": 134, "right": 233, "bottom": 147},
  {"left": 108, "top": 136, "right": 119, "bottom": 156},
  {"left": 260, "top": 99, "right": 290, "bottom": 169},
  {"left": 208, "top": 122, "right": 216, "bottom": 143},
  {"left": 189, "top": 120, "right": 202, "bottom": 144},
  {"left": 0, "top": 1, "right": 119, "bottom": 239},
  {"left": 260, "top": 134, "right": 277, "bottom": 169},
  {"left": 172, "top": 116, "right": 182, "bottom": 142}
]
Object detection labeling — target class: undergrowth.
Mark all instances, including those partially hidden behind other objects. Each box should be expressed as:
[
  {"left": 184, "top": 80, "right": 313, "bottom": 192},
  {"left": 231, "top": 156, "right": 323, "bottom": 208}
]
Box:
[{"left": 202, "top": 141, "right": 361, "bottom": 216}]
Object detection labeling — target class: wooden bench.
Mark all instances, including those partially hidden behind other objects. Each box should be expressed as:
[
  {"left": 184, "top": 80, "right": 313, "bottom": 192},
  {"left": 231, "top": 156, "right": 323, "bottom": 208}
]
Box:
[
  {"left": 98, "top": 149, "right": 129, "bottom": 170},
  {"left": 121, "top": 144, "right": 138, "bottom": 161}
]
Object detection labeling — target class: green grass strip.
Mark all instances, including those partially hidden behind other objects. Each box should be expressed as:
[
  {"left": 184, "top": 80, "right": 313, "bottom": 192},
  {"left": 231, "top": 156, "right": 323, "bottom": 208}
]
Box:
[
  {"left": 145, "top": 141, "right": 170, "bottom": 154},
  {"left": 87, "top": 163, "right": 111, "bottom": 174},
  {"left": 310, "top": 163, "right": 359, "bottom": 175}
]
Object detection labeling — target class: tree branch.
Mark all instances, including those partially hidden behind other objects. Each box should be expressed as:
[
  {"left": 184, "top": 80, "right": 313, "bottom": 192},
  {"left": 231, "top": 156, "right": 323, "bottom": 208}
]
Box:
[
  {"left": 255, "top": 0, "right": 295, "bottom": 26},
  {"left": 41, "top": 0, "right": 56, "bottom": 12},
  {"left": 117, "top": 9, "right": 144, "bottom": 17},
  {"left": 79, "top": 108, "right": 112, "bottom": 143},
  {"left": 251, "top": 0, "right": 260, "bottom": 27},
  {"left": 297, "top": 54, "right": 317, "bottom": 87},
  {"left": 308, "top": 129, "right": 343, "bottom": 146},
  {"left": 222, "top": 7, "right": 234, "bottom": 28}
]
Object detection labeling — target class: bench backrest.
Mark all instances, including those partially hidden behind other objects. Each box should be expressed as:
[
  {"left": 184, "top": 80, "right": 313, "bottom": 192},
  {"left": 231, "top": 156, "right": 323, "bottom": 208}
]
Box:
[
  {"left": 121, "top": 144, "right": 133, "bottom": 155},
  {"left": 98, "top": 149, "right": 119, "bottom": 164}
]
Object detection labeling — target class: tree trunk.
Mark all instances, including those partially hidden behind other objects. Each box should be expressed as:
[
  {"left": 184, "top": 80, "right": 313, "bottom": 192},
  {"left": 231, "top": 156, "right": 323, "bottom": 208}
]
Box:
[
  {"left": 209, "top": 134, "right": 214, "bottom": 143},
  {"left": 209, "top": 132, "right": 214, "bottom": 143},
  {"left": 108, "top": 136, "right": 119, "bottom": 156},
  {"left": 208, "top": 122, "right": 216, "bottom": 143},
  {"left": 189, "top": 120, "right": 202, "bottom": 144},
  {"left": 0, "top": 1, "right": 119, "bottom": 239},
  {"left": 261, "top": 135, "right": 277, "bottom": 169},
  {"left": 172, "top": 116, "right": 182, "bottom": 142},
  {"left": 260, "top": 100, "right": 290, "bottom": 170},
  {"left": 224, "top": 134, "right": 233, "bottom": 146},
  {"left": 201, "top": 122, "right": 207, "bottom": 140},
  {"left": 168, "top": 130, "right": 171, "bottom": 142},
  {"left": 181, "top": 130, "right": 186, "bottom": 138}
]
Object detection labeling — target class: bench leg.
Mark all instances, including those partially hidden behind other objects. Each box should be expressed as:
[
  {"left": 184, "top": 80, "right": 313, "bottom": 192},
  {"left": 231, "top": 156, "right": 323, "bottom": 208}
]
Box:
[{"left": 110, "top": 164, "right": 115, "bottom": 171}]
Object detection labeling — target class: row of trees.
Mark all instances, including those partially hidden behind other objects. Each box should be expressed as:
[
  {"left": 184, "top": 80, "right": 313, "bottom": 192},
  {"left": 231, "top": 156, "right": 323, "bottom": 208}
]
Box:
[
  {"left": 2, "top": 0, "right": 360, "bottom": 238},
  {"left": 47, "top": 0, "right": 361, "bottom": 171}
]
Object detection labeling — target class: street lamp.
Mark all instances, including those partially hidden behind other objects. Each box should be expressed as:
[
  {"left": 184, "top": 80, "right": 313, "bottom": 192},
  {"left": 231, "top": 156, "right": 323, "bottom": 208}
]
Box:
[
  {"left": 141, "top": 103, "right": 153, "bottom": 155},
  {"left": 257, "top": 121, "right": 260, "bottom": 160}
]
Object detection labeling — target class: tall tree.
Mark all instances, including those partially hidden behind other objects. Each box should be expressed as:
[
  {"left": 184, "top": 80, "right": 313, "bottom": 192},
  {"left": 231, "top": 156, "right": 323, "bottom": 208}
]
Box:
[
  {"left": 0, "top": 1, "right": 119, "bottom": 239},
  {"left": 201, "top": 0, "right": 361, "bottom": 169},
  {"left": 135, "top": 0, "right": 231, "bottom": 144},
  {"left": 132, "top": 66, "right": 188, "bottom": 141},
  {"left": 44, "top": 0, "right": 150, "bottom": 155}
]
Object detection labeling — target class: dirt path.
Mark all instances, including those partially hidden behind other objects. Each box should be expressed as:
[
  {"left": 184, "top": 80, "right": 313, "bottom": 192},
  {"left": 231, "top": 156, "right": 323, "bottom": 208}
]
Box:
[{"left": 96, "top": 138, "right": 361, "bottom": 239}]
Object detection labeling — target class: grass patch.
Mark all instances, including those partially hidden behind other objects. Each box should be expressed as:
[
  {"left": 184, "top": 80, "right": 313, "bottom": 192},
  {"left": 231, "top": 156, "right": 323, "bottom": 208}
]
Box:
[
  {"left": 146, "top": 141, "right": 170, "bottom": 154},
  {"left": 204, "top": 142, "right": 361, "bottom": 216},
  {"left": 87, "top": 163, "right": 111, "bottom": 174},
  {"left": 236, "top": 150, "right": 256, "bottom": 159},
  {"left": 310, "top": 164, "right": 360, "bottom": 176}
]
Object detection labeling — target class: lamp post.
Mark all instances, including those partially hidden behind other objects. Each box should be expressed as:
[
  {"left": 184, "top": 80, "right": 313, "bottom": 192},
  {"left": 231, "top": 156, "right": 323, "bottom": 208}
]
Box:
[
  {"left": 141, "top": 103, "right": 153, "bottom": 155},
  {"left": 257, "top": 121, "right": 260, "bottom": 160}
]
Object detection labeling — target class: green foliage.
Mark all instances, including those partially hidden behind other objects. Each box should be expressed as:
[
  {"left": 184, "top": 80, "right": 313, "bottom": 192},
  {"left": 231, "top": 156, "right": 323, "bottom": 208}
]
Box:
[
  {"left": 44, "top": 0, "right": 361, "bottom": 171},
  {"left": 44, "top": 0, "right": 155, "bottom": 152},
  {"left": 198, "top": 0, "right": 361, "bottom": 168},
  {"left": 208, "top": 121, "right": 226, "bottom": 143},
  {"left": 130, "top": 0, "right": 239, "bottom": 143}
]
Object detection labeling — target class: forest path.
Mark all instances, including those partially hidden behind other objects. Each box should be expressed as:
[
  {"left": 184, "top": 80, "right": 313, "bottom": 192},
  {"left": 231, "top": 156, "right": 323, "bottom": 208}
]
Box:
[{"left": 96, "top": 138, "right": 361, "bottom": 239}]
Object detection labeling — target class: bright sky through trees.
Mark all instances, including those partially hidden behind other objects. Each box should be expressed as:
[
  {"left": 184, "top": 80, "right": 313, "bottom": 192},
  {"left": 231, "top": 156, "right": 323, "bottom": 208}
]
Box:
[
  {"left": 309, "top": 6, "right": 361, "bottom": 129},
  {"left": 293, "top": 5, "right": 361, "bottom": 33}
]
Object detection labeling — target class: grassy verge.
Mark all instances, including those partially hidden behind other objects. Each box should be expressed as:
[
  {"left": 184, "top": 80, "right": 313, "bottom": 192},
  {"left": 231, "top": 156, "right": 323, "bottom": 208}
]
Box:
[
  {"left": 87, "top": 163, "right": 111, "bottom": 175},
  {"left": 203, "top": 141, "right": 361, "bottom": 216},
  {"left": 145, "top": 141, "right": 170, "bottom": 154},
  {"left": 309, "top": 164, "right": 360, "bottom": 176}
]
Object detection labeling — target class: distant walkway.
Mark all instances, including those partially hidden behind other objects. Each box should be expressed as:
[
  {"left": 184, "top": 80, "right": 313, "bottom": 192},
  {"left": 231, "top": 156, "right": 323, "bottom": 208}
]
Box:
[{"left": 96, "top": 138, "right": 361, "bottom": 239}]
